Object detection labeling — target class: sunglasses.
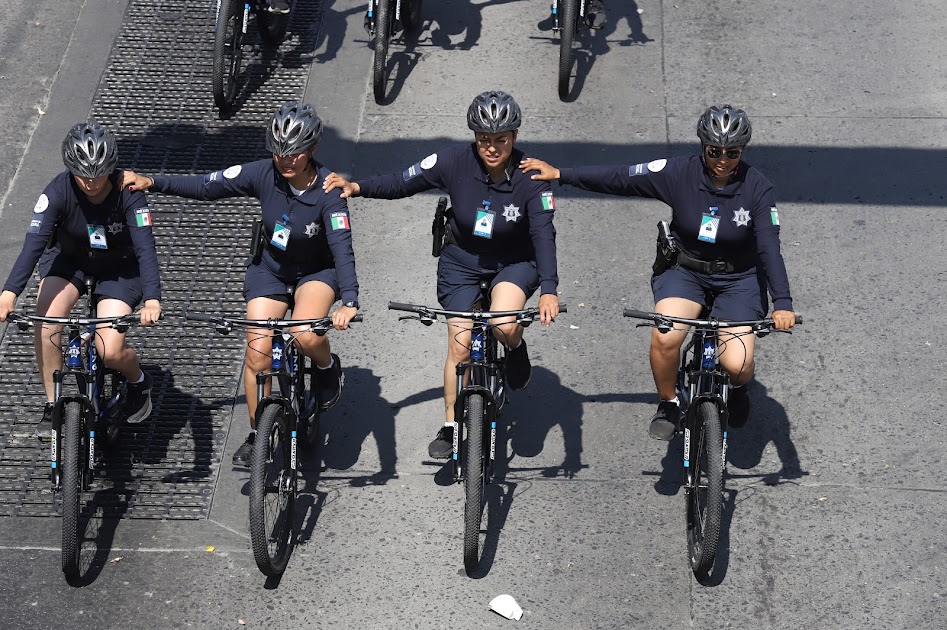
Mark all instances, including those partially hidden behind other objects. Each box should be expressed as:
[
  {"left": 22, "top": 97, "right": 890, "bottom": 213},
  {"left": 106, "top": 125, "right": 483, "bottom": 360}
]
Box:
[{"left": 705, "top": 146, "right": 742, "bottom": 160}]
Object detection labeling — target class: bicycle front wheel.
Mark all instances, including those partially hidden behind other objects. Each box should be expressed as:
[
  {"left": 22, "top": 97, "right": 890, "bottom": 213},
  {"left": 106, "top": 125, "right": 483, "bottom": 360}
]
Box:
[
  {"left": 463, "top": 393, "right": 486, "bottom": 574},
  {"left": 557, "top": 0, "right": 577, "bottom": 99},
  {"left": 372, "top": 0, "right": 391, "bottom": 102},
  {"left": 686, "top": 400, "right": 723, "bottom": 577},
  {"left": 249, "top": 403, "right": 296, "bottom": 576},
  {"left": 212, "top": 0, "right": 244, "bottom": 110},
  {"left": 60, "top": 401, "right": 83, "bottom": 578}
]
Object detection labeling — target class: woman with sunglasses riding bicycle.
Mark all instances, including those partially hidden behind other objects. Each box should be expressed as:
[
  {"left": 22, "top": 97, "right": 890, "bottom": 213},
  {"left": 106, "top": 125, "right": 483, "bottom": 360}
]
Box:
[
  {"left": 322, "top": 90, "right": 561, "bottom": 460},
  {"left": 122, "top": 101, "right": 360, "bottom": 467},
  {"left": 0, "top": 121, "right": 162, "bottom": 438},
  {"left": 521, "top": 104, "right": 796, "bottom": 439}
]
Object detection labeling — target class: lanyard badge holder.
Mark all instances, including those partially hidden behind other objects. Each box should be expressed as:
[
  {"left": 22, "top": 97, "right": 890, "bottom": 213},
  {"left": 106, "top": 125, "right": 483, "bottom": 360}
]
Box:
[
  {"left": 271, "top": 214, "right": 292, "bottom": 251},
  {"left": 473, "top": 200, "right": 495, "bottom": 239}
]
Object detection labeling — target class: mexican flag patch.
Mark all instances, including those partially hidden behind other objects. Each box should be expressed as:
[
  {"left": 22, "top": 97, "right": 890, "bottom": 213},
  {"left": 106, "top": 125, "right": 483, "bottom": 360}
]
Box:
[
  {"left": 330, "top": 213, "right": 350, "bottom": 230},
  {"left": 135, "top": 208, "right": 153, "bottom": 227},
  {"left": 541, "top": 191, "right": 555, "bottom": 210},
  {"left": 770, "top": 207, "right": 780, "bottom": 226}
]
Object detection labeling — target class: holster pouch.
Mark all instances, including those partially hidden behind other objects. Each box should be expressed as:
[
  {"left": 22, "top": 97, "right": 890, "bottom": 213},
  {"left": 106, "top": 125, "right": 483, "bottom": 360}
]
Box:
[
  {"left": 250, "top": 219, "right": 264, "bottom": 264},
  {"left": 652, "top": 220, "right": 678, "bottom": 275},
  {"left": 432, "top": 196, "right": 448, "bottom": 257}
]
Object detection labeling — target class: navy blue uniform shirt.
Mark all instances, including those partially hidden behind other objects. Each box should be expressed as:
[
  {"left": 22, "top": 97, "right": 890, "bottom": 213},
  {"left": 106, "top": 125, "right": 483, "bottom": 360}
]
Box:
[
  {"left": 559, "top": 154, "right": 793, "bottom": 311},
  {"left": 356, "top": 144, "right": 559, "bottom": 296},
  {"left": 151, "top": 159, "right": 359, "bottom": 305},
  {"left": 4, "top": 171, "right": 161, "bottom": 300}
]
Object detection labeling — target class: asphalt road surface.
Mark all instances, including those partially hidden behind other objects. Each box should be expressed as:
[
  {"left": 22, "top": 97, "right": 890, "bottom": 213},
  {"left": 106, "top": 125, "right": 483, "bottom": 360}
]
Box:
[{"left": 0, "top": 0, "right": 944, "bottom": 628}]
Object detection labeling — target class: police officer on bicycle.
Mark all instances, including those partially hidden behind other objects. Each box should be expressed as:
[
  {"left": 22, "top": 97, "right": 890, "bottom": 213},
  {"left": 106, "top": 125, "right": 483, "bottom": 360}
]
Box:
[
  {"left": 123, "top": 101, "right": 359, "bottom": 466},
  {"left": 522, "top": 104, "right": 796, "bottom": 439},
  {"left": 0, "top": 121, "right": 162, "bottom": 438},
  {"left": 323, "top": 90, "right": 561, "bottom": 459}
]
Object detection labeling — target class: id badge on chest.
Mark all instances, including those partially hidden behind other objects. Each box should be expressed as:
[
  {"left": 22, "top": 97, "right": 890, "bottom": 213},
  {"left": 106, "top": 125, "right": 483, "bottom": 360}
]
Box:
[
  {"left": 271, "top": 220, "right": 291, "bottom": 251},
  {"left": 698, "top": 212, "right": 721, "bottom": 243},
  {"left": 473, "top": 201, "right": 495, "bottom": 239},
  {"left": 87, "top": 224, "right": 108, "bottom": 249}
]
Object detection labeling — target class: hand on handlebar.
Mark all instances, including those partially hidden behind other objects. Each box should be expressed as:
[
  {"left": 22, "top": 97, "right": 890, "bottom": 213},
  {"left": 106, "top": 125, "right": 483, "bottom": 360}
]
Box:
[
  {"left": 322, "top": 172, "right": 360, "bottom": 199},
  {"left": 519, "top": 158, "right": 560, "bottom": 181},
  {"left": 538, "top": 293, "right": 559, "bottom": 326},
  {"left": 332, "top": 305, "right": 358, "bottom": 331},
  {"left": 0, "top": 290, "right": 17, "bottom": 322},
  {"left": 138, "top": 299, "right": 162, "bottom": 326},
  {"left": 771, "top": 310, "right": 796, "bottom": 330}
]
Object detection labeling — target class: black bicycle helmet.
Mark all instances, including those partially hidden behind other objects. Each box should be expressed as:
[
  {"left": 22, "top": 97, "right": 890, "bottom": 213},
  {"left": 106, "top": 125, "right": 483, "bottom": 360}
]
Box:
[
  {"left": 61, "top": 120, "right": 118, "bottom": 178},
  {"left": 466, "top": 91, "right": 522, "bottom": 134},
  {"left": 266, "top": 101, "right": 324, "bottom": 156},
  {"left": 696, "top": 104, "right": 752, "bottom": 147}
]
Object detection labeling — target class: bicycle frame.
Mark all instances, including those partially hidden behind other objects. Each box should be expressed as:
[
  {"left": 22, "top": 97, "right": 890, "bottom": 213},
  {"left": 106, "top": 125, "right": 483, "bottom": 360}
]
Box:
[
  {"left": 551, "top": 0, "right": 586, "bottom": 32},
  {"left": 679, "top": 329, "right": 731, "bottom": 475},
  {"left": 254, "top": 330, "right": 309, "bottom": 473},
  {"left": 367, "top": 0, "right": 403, "bottom": 36}
]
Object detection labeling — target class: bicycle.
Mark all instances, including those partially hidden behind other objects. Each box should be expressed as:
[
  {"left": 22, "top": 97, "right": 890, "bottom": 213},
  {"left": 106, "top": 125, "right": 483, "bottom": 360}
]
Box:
[
  {"left": 550, "top": 0, "right": 592, "bottom": 99},
  {"left": 185, "top": 310, "right": 360, "bottom": 576},
  {"left": 365, "top": 0, "right": 422, "bottom": 102},
  {"left": 213, "top": 0, "right": 289, "bottom": 111},
  {"left": 390, "top": 290, "right": 565, "bottom": 574},
  {"left": 6, "top": 279, "right": 148, "bottom": 579},
  {"left": 623, "top": 307, "right": 801, "bottom": 578}
]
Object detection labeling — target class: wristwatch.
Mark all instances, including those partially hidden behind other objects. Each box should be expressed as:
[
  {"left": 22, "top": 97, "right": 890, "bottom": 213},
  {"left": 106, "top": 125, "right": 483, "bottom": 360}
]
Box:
[{"left": 343, "top": 300, "right": 359, "bottom": 309}]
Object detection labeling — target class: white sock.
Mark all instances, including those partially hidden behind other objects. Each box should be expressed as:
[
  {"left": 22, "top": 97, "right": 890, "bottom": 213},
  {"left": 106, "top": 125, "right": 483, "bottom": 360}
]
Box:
[
  {"left": 317, "top": 356, "right": 335, "bottom": 370},
  {"left": 508, "top": 340, "right": 522, "bottom": 351},
  {"left": 662, "top": 397, "right": 680, "bottom": 406},
  {"left": 130, "top": 371, "right": 145, "bottom": 384}
]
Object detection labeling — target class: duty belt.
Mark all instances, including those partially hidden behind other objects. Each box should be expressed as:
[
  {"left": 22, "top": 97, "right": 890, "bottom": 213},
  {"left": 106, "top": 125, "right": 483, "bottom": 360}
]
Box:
[
  {"left": 266, "top": 242, "right": 326, "bottom": 266},
  {"left": 676, "top": 249, "right": 753, "bottom": 275}
]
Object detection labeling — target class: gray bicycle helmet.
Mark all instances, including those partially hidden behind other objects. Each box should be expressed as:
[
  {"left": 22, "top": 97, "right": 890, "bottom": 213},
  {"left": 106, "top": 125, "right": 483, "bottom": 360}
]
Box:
[
  {"left": 266, "top": 101, "right": 324, "bottom": 156},
  {"left": 696, "top": 104, "right": 752, "bottom": 147},
  {"left": 61, "top": 120, "right": 118, "bottom": 178},
  {"left": 467, "top": 91, "right": 522, "bottom": 134}
]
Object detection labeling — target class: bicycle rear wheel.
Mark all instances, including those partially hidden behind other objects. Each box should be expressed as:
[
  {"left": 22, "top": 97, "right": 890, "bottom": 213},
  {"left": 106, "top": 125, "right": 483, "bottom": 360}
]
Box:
[
  {"left": 463, "top": 393, "right": 486, "bottom": 574},
  {"left": 686, "top": 400, "right": 723, "bottom": 577},
  {"left": 249, "top": 403, "right": 296, "bottom": 576},
  {"left": 372, "top": 0, "right": 391, "bottom": 102},
  {"left": 212, "top": 0, "right": 244, "bottom": 111},
  {"left": 60, "top": 401, "right": 83, "bottom": 578},
  {"left": 557, "top": 0, "right": 577, "bottom": 99}
]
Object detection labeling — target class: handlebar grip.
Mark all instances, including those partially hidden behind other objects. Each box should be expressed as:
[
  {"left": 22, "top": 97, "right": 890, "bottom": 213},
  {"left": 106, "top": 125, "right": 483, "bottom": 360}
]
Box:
[
  {"left": 350, "top": 314, "right": 363, "bottom": 323},
  {"left": 623, "top": 308, "right": 654, "bottom": 319},
  {"left": 557, "top": 304, "right": 567, "bottom": 314},
  {"left": 185, "top": 312, "right": 216, "bottom": 322},
  {"left": 388, "top": 302, "right": 419, "bottom": 312},
  {"left": 794, "top": 314, "right": 803, "bottom": 326}
]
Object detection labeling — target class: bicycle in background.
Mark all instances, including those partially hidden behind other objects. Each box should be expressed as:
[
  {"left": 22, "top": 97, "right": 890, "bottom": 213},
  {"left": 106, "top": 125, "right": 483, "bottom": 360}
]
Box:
[
  {"left": 623, "top": 308, "right": 801, "bottom": 578},
  {"left": 365, "top": 0, "right": 422, "bottom": 102},
  {"left": 391, "top": 292, "right": 566, "bottom": 574},
  {"left": 186, "top": 310, "right": 360, "bottom": 577}
]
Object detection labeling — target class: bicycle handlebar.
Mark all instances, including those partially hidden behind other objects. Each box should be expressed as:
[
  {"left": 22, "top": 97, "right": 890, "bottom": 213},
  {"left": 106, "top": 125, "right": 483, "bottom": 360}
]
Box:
[
  {"left": 184, "top": 311, "right": 363, "bottom": 330},
  {"left": 622, "top": 308, "right": 802, "bottom": 330},
  {"left": 6, "top": 311, "right": 145, "bottom": 328},
  {"left": 388, "top": 301, "right": 568, "bottom": 319}
]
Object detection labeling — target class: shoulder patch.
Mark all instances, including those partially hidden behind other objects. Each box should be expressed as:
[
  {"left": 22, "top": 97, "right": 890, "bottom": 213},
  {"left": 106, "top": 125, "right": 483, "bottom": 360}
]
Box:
[
  {"left": 647, "top": 159, "right": 667, "bottom": 173},
  {"left": 402, "top": 163, "right": 420, "bottom": 181},
  {"left": 223, "top": 165, "right": 242, "bottom": 179},
  {"left": 29, "top": 218, "right": 42, "bottom": 233},
  {"left": 770, "top": 207, "right": 780, "bottom": 226},
  {"left": 540, "top": 190, "right": 555, "bottom": 211},
  {"left": 33, "top": 194, "right": 49, "bottom": 213},
  {"left": 330, "top": 213, "right": 350, "bottom": 230},
  {"left": 420, "top": 153, "right": 437, "bottom": 170}
]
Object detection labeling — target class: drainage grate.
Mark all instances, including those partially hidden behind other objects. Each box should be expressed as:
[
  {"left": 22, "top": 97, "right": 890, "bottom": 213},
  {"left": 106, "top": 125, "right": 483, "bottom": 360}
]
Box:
[{"left": 0, "top": 0, "right": 324, "bottom": 518}]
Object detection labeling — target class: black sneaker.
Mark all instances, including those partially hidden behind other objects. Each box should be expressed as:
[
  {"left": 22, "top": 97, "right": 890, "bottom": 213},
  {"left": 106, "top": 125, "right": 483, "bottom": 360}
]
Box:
[
  {"left": 428, "top": 426, "right": 454, "bottom": 459},
  {"left": 587, "top": 0, "right": 606, "bottom": 29},
  {"left": 125, "top": 372, "right": 153, "bottom": 424},
  {"left": 649, "top": 400, "right": 680, "bottom": 441},
  {"left": 268, "top": 0, "right": 291, "bottom": 14},
  {"left": 37, "top": 402, "right": 54, "bottom": 442},
  {"left": 317, "top": 354, "right": 343, "bottom": 410},
  {"left": 233, "top": 432, "right": 255, "bottom": 467},
  {"left": 505, "top": 340, "right": 531, "bottom": 391},
  {"left": 727, "top": 385, "right": 750, "bottom": 428}
]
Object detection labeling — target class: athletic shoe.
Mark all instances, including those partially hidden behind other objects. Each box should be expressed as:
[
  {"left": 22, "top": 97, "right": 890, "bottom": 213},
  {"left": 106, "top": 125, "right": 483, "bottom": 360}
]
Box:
[
  {"left": 649, "top": 400, "right": 680, "bottom": 441},
  {"left": 728, "top": 385, "right": 750, "bottom": 428},
  {"left": 125, "top": 372, "right": 153, "bottom": 424},
  {"left": 232, "top": 432, "right": 255, "bottom": 467},
  {"left": 317, "top": 354, "right": 343, "bottom": 410},
  {"left": 428, "top": 426, "right": 454, "bottom": 459},
  {"left": 37, "top": 402, "right": 54, "bottom": 442},
  {"left": 268, "top": 0, "right": 291, "bottom": 14},
  {"left": 587, "top": 0, "right": 606, "bottom": 29},
  {"left": 505, "top": 341, "right": 531, "bottom": 391}
]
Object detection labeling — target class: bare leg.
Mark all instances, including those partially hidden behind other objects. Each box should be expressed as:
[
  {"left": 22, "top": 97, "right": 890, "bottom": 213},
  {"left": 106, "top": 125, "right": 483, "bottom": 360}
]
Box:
[
  {"left": 244, "top": 297, "right": 290, "bottom": 428},
  {"left": 34, "top": 277, "right": 81, "bottom": 401},
  {"left": 94, "top": 298, "right": 141, "bottom": 380},
  {"left": 649, "top": 297, "right": 703, "bottom": 400}
]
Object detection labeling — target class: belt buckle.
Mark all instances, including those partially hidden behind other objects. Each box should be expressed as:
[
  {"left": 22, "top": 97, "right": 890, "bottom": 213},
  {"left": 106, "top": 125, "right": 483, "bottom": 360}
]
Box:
[{"left": 710, "top": 260, "right": 727, "bottom": 274}]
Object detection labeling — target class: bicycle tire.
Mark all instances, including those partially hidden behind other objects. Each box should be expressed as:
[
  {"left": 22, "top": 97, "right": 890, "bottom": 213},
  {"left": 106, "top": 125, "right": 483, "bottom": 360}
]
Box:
[
  {"left": 686, "top": 400, "right": 723, "bottom": 577},
  {"left": 402, "top": 0, "right": 423, "bottom": 32},
  {"left": 212, "top": 0, "right": 244, "bottom": 110},
  {"left": 249, "top": 403, "right": 295, "bottom": 576},
  {"left": 463, "top": 393, "right": 486, "bottom": 573},
  {"left": 557, "top": 0, "right": 577, "bottom": 99},
  {"left": 372, "top": 0, "right": 391, "bottom": 102},
  {"left": 257, "top": 9, "right": 288, "bottom": 47},
  {"left": 60, "top": 401, "right": 83, "bottom": 578}
]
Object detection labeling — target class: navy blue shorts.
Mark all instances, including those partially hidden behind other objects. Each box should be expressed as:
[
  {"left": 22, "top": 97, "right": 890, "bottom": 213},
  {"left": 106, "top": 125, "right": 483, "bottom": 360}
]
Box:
[
  {"left": 243, "top": 261, "right": 340, "bottom": 303},
  {"left": 651, "top": 265, "right": 767, "bottom": 320},
  {"left": 38, "top": 247, "right": 143, "bottom": 308},
  {"left": 436, "top": 244, "right": 539, "bottom": 311}
]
